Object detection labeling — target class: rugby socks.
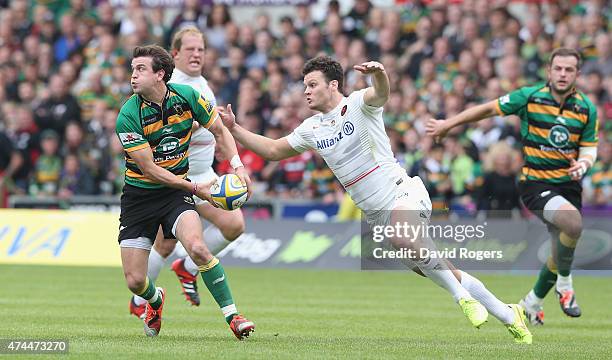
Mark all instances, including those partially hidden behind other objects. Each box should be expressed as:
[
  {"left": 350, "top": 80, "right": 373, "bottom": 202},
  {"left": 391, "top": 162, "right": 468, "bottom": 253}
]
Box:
[
  {"left": 147, "top": 247, "right": 166, "bottom": 281},
  {"left": 183, "top": 225, "right": 234, "bottom": 276},
  {"left": 556, "top": 232, "right": 578, "bottom": 277},
  {"left": 199, "top": 257, "right": 238, "bottom": 323},
  {"left": 136, "top": 277, "right": 162, "bottom": 310},
  {"left": 533, "top": 256, "right": 557, "bottom": 299},
  {"left": 556, "top": 274, "right": 573, "bottom": 292},
  {"left": 203, "top": 225, "right": 233, "bottom": 255},
  {"left": 415, "top": 256, "right": 472, "bottom": 302},
  {"left": 525, "top": 289, "right": 544, "bottom": 308},
  {"left": 184, "top": 256, "right": 199, "bottom": 275},
  {"left": 460, "top": 271, "right": 514, "bottom": 324},
  {"left": 134, "top": 250, "right": 167, "bottom": 307}
]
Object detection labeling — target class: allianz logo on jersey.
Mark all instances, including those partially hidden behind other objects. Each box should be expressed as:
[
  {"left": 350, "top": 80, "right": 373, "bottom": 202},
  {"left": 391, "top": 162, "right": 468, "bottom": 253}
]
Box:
[{"left": 316, "top": 121, "right": 355, "bottom": 150}]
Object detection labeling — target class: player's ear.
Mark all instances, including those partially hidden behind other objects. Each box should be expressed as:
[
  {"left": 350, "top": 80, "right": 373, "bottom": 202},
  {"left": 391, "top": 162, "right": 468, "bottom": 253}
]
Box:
[{"left": 329, "top": 80, "right": 338, "bottom": 91}]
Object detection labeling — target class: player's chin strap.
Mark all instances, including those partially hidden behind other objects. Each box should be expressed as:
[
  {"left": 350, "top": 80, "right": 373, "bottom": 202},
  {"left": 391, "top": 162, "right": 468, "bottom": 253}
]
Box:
[{"left": 571, "top": 146, "right": 597, "bottom": 179}]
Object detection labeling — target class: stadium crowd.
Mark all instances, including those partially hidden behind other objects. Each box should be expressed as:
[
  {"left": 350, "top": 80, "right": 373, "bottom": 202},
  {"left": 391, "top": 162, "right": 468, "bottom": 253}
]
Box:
[{"left": 0, "top": 0, "right": 610, "bottom": 212}]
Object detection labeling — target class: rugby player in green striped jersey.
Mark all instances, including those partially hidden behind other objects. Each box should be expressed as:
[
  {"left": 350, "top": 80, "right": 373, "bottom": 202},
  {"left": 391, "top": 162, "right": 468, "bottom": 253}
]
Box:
[
  {"left": 426, "top": 48, "right": 599, "bottom": 326},
  {"left": 115, "top": 45, "right": 254, "bottom": 339}
]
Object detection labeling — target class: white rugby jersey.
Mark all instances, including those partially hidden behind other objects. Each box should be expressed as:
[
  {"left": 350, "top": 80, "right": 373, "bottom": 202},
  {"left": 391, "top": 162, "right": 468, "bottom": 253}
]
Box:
[
  {"left": 286, "top": 89, "right": 404, "bottom": 210},
  {"left": 169, "top": 68, "right": 217, "bottom": 175}
]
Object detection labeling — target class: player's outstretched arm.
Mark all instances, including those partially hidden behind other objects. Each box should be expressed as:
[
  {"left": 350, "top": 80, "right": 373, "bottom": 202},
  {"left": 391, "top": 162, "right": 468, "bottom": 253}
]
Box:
[
  {"left": 425, "top": 100, "right": 499, "bottom": 140},
  {"left": 218, "top": 104, "right": 299, "bottom": 161},
  {"left": 354, "top": 61, "right": 389, "bottom": 107},
  {"left": 207, "top": 117, "right": 252, "bottom": 192},
  {"left": 128, "top": 146, "right": 215, "bottom": 202}
]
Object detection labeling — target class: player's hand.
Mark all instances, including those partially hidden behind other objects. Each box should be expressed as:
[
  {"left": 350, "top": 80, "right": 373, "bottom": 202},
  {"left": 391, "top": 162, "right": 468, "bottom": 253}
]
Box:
[
  {"left": 234, "top": 166, "right": 253, "bottom": 198},
  {"left": 425, "top": 118, "right": 450, "bottom": 142},
  {"left": 217, "top": 104, "right": 237, "bottom": 131},
  {"left": 353, "top": 61, "right": 385, "bottom": 74},
  {"left": 194, "top": 178, "right": 218, "bottom": 206},
  {"left": 568, "top": 159, "right": 589, "bottom": 181}
]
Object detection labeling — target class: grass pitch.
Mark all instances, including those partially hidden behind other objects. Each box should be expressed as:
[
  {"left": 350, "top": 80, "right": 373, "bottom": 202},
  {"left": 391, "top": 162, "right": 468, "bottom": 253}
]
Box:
[{"left": 1, "top": 264, "right": 611, "bottom": 359}]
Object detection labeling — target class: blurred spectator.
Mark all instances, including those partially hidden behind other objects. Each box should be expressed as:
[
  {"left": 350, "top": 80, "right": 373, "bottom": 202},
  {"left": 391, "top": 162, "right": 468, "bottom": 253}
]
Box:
[
  {"left": 34, "top": 74, "right": 82, "bottom": 138},
  {"left": 0, "top": 0, "right": 608, "bottom": 211},
  {"left": 57, "top": 153, "right": 95, "bottom": 198},
  {"left": 587, "top": 140, "right": 611, "bottom": 207},
  {"left": 0, "top": 128, "right": 23, "bottom": 206},
  {"left": 30, "top": 130, "right": 61, "bottom": 197},
  {"left": 477, "top": 142, "right": 521, "bottom": 213},
  {"left": 54, "top": 12, "right": 80, "bottom": 63}
]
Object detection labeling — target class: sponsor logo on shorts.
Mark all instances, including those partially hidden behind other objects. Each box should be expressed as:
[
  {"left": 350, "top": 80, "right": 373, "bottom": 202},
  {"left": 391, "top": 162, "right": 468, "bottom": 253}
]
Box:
[
  {"left": 540, "top": 190, "right": 551, "bottom": 198},
  {"left": 184, "top": 196, "right": 195, "bottom": 205}
]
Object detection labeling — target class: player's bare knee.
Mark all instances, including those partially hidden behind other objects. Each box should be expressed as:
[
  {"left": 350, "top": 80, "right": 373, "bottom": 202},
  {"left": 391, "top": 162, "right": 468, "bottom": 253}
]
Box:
[
  {"left": 188, "top": 242, "right": 213, "bottom": 263},
  {"left": 562, "top": 218, "right": 583, "bottom": 240},
  {"left": 124, "top": 272, "right": 146, "bottom": 293},
  {"left": 222, "top": 220, "right": 245, "bottom": 241},
  {"left": 154, "top": 239, "right": 176, "bottom": 258}
]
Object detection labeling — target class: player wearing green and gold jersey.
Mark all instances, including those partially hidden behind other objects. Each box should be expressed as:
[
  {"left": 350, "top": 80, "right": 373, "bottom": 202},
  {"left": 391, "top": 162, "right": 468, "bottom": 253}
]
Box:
[
  {"left": 115, "top": 45, "right": 254, "bottom": 339},
  {"left": 426, "top": 48, "right": 599, "bottom": 326}
]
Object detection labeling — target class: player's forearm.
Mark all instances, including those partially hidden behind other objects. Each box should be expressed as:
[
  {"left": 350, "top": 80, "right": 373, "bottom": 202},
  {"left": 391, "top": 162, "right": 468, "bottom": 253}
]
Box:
[
  {"left": 140, "top": 162, "right": 192, "bottom": 192},
  {"left": 215, "top": 124, "right": 240, "bottom": 161},
  {"left": 445, "top": 101, "right": 498, "bottom": 130},
  {"left": 230, "top": 125, "right": 281, "bottom": 160},
  {"left": 371, "top": 71, "right": 390, "bottom": 104}
]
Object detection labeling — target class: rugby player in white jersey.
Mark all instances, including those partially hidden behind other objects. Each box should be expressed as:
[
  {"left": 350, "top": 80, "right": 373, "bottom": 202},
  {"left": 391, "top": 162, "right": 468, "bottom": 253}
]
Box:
[
  {"left": 218, "top": 56, "right": 532, "bottom": 343},
  {"left": 130, "top": 27, "right": 249, "bottom": 315}
]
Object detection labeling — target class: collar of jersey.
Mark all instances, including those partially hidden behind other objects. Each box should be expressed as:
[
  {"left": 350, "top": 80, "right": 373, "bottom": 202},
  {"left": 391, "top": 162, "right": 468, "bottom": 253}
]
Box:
[
  {"left": 139, "top": 86, "right": 171, "bottom": 108},
  {"left": 319, "top": 96, "right": 347, "bottom": 123}
]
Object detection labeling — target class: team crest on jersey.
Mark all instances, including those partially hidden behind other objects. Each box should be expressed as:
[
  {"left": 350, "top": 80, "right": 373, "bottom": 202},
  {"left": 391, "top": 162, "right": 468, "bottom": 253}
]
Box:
[
  {"left": 343, "top": 121, "right": 354, "bottom": 135},
  {"left": 548, "top": 125, "right": 570, "bottom": 148},
  {"left": 341, "top": 105, "right": 347, "bottom": 116},
  {"left": 173, "top": 103, "right": 184, "bottom": 116}
]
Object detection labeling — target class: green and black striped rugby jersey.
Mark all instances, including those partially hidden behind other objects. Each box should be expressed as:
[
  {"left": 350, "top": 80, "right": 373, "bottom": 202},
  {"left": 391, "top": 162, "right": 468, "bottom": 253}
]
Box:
[
  {"left": 495, "top": 83, "right": 598, "bottom": 184},
  {"left": 115, "top": 83, "right": 217, "bottom": 189}
]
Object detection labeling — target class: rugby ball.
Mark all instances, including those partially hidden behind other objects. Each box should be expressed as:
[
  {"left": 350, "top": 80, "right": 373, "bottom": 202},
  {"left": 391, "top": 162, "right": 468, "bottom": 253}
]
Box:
[{"left": 210, "top": 174, "right": 248, "bottom": 210}]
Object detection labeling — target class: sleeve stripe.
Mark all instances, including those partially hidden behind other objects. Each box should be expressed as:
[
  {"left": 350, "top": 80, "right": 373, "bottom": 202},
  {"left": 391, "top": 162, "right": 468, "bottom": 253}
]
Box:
[
  {"left": 202, "top": 110, "right": 218, "bottom": 129},
  {"left": 125, "top": 142, "right": 150, "bottom": 152},
  {"left": 494, "top": 100, "right": 504, "bottom": 115},
  {"left": 579, "top": 141, "right": 598, "bottom": 147}
]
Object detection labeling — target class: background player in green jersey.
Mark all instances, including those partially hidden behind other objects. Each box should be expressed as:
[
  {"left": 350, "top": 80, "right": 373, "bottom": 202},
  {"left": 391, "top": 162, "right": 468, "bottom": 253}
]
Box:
[
  {"left": 115, "top": 45, "right": 254, "bottom": 339},
  {"left": 426, "top": 48, "right": 599, "bottom": 325}
]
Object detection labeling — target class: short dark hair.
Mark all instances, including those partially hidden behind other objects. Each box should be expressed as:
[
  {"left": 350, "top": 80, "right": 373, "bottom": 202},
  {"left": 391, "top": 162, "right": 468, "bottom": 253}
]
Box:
[
  {"left": 302, "top": 56, "right": 344, "bottom": 91},
  {"left": 549, "top": 47, "right": 582, "bottom": 70},
  {"left": 133, "top": 45, "right": 174, "bottom": 82}
]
